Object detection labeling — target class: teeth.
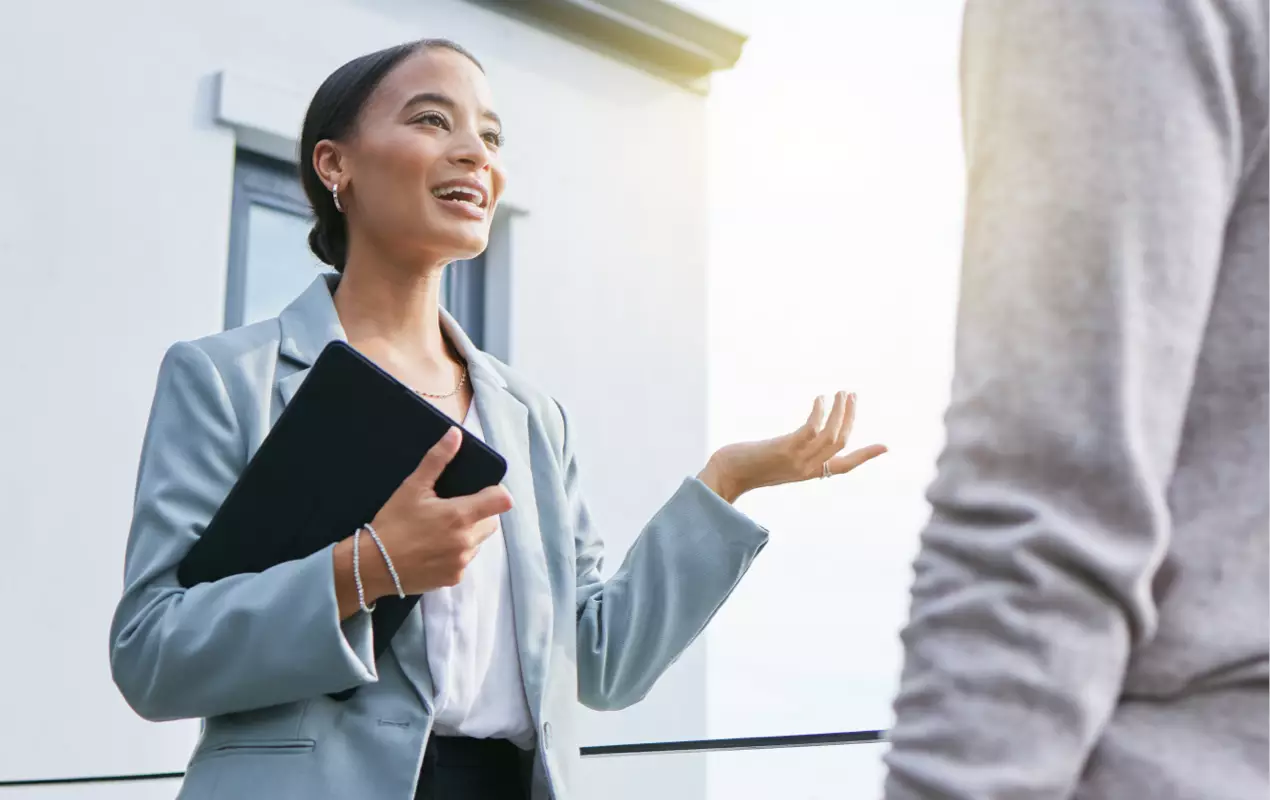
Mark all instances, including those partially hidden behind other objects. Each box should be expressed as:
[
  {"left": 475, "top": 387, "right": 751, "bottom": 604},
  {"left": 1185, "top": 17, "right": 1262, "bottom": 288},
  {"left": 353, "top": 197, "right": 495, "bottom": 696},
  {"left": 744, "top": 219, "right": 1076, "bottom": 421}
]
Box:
[{"left": 432, "top": 185, "right": 483, "bottom": 206}]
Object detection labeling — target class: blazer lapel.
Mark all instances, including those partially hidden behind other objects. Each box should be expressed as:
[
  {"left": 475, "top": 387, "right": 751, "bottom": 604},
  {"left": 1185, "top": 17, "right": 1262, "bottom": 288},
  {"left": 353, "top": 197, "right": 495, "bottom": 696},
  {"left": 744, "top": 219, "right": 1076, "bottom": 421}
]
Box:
[
  {"left": 277, "top": 367, "right": 310, "bottom": 410},
  {"left": 472, "top": 374, "right": 554, "bottom": 723},
  {"left": 444, "top": 312, "right": 554, "bottom": 724},
  {"left": 275, "top": 270, "right": 352, "bottom": 410},
  {"left": 275, "top": 273, "right": 347, "bottom": 395}
]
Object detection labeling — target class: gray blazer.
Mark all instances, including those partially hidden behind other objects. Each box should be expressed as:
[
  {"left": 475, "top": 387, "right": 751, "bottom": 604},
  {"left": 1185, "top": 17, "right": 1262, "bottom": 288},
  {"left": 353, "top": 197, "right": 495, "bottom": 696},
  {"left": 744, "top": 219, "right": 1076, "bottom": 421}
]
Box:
[{"left": 109, "top": 274, "right": 768, "bottom": 800}]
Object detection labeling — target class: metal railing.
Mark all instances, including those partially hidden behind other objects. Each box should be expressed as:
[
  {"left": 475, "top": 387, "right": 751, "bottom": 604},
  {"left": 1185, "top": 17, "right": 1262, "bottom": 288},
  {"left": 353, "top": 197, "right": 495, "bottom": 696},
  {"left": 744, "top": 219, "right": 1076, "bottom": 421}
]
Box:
[
  {"left": 581, "top": 729, "right": 886, "bottom": 757},
  {"left": 0, "top": 730, "right": 886, "bottom": 788}
]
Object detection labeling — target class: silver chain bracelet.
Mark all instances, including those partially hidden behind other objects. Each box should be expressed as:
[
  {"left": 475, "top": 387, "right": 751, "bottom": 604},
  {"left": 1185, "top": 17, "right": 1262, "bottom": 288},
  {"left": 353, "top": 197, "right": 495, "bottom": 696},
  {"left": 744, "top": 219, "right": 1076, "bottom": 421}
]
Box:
[
  {"left": 352, "top": 526, "right": 376, "bottom": 614},
  {"left": 362, "top": 523, "right": 406, "bottom": 599}
]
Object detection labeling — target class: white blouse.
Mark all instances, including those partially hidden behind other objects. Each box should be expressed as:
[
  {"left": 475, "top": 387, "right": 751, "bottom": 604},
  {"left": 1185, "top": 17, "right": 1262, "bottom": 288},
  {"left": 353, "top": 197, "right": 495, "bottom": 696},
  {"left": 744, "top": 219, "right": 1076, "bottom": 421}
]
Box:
[{"left": 421, "top": 402, "right": 534, "bottom": 746}]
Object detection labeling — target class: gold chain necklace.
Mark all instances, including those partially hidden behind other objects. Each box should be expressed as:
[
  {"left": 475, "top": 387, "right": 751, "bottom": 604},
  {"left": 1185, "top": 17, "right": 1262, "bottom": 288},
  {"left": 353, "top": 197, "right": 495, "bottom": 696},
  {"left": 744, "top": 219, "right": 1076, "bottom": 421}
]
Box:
[{"left": 412, "top": 363, "right": 469, "bottom": 400}]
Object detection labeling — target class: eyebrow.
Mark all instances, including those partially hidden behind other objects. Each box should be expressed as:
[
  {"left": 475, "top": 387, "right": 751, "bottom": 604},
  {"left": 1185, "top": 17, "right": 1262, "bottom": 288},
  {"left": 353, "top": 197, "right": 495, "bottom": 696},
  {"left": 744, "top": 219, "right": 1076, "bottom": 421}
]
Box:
[{"left": 402, "top": 92, "right": 502, "bottom": 128}]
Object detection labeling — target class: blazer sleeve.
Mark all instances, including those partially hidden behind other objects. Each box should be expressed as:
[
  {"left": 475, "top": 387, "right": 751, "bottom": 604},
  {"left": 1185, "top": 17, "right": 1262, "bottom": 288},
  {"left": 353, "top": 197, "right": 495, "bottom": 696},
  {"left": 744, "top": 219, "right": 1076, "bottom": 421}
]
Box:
[
  {"left": 558, "top": 401, "right": 770, "bottom": 711},
  {"left": 109, "top": 341, "right": 378, "bottom": 722}
]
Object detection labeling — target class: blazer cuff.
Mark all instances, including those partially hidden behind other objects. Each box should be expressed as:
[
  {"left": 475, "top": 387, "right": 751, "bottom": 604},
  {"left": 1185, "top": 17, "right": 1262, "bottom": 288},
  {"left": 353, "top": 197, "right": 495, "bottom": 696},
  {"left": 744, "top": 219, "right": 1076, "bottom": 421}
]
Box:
[
  {"left": 307, "top": 544, "right": 378, "bottom": 687},
  {"left": 677, "top": 476, "right": 770, "bottom": 559}
]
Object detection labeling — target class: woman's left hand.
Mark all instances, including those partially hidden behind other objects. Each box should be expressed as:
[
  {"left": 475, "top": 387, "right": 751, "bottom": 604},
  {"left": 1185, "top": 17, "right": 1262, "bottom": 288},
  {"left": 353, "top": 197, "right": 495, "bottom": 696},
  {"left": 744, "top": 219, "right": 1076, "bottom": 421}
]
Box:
[{"left": 698, "top": 391, "right": 887, "bottom": 504}]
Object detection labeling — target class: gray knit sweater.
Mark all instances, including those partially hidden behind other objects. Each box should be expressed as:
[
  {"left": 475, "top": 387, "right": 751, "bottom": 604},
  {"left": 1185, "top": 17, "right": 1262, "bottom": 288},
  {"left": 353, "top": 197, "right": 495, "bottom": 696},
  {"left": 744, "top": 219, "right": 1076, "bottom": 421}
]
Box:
[{"left": 883, "top": 2, "right": 1269, "bottom": 798}]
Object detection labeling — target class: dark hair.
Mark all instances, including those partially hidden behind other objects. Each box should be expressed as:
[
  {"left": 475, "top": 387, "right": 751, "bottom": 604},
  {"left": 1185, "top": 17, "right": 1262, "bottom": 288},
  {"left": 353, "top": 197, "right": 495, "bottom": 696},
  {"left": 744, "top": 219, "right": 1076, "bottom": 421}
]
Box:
[{"left": 299, "top": 39, "right": 485, "bottom": 271}]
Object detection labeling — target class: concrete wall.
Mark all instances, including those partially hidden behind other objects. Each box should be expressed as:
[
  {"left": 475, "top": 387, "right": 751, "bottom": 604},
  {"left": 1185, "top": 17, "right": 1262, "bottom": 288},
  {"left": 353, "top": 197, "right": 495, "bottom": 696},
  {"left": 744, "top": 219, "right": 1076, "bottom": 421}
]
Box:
[{"left": 0, "top": 0, "right": 713, "bottom": 796}]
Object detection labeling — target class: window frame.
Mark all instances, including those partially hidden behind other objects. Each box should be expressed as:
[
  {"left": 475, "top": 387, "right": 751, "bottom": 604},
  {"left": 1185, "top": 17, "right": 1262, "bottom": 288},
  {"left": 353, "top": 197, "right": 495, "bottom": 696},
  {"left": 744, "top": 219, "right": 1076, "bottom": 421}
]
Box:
[{"left": 224, "top": 152, "right": 313, "bottom": 330}]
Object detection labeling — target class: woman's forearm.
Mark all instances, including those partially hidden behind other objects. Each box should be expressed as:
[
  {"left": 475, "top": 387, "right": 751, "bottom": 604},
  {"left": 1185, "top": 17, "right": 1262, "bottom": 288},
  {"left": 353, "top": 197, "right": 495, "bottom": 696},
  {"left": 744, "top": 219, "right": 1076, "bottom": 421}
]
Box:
[{"left": 575, "top": 477, "right": 768, "bottom": 709}]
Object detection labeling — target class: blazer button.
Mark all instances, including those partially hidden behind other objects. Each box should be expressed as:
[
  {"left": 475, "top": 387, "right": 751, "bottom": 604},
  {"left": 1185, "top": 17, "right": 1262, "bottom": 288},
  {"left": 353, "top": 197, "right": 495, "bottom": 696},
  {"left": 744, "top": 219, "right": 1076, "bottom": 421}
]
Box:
[{"left": 542, "top": 722, "right": 552, "bottom": 746}]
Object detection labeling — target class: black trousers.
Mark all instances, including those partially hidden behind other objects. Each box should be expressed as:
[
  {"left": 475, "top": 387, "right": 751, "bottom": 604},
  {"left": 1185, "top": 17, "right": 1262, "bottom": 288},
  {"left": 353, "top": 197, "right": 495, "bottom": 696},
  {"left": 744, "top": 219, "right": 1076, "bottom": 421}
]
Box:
[{"left": 415, "top": 736, "right": 530, "bottom": 800}]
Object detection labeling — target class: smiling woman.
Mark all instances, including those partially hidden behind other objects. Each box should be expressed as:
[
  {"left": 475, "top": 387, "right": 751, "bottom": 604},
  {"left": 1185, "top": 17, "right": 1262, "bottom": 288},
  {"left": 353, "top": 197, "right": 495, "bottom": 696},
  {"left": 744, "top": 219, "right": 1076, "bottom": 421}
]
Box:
[
  {"left": 108, "top": 38, "right": 886, "bottom": 800},
  {"left": 299, "top": 40, "right": 502, "bottom": 275}
]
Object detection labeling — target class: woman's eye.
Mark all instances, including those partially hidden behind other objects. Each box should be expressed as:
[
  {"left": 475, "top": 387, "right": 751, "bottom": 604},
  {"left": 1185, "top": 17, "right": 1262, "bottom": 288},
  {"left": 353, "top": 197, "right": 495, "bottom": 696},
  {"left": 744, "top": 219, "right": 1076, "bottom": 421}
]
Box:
[
  {"left": 483, "top": 130, "right": 505, "bottom": 148},
  {"left": 413, "top": 111, "right": 449, "bottom": 129}
]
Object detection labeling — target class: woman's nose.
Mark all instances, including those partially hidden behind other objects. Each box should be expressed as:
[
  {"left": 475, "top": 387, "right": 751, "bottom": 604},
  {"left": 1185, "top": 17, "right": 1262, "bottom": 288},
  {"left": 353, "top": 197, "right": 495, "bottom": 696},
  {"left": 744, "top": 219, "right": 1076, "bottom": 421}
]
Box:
[{"left": 449, "top": 132, "right": 489, "bottom": 170}]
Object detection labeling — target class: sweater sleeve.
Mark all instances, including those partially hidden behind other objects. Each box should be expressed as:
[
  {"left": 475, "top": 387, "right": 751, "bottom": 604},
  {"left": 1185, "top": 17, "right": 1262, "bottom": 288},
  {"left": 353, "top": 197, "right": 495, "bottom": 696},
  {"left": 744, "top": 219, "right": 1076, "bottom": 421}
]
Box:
[{"left": 883, "top": 2, "right": 1249, "bottom": 797}]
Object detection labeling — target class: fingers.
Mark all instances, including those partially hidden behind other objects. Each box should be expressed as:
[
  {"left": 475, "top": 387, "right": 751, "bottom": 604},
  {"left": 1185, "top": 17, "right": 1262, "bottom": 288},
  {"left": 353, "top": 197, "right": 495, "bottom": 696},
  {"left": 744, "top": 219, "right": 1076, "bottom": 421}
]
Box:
[
  {"left": 409, "top": 427, "right": 463, "bottom": 490},
  {"left": 820, "top": 391, "right": 850, "bottom": 450},
  {"left": 802, "top": 391, "right": 852, "bottom": 457},
  {"left": 804, "top": 395, "right": 826, "bottom": 436},
  {"left": 788, "top": 391, "right": 885, "bottom": 483},
  {"left": 839, "top": 392, "right": 857, "bottom": 448},
  {"left": 449, "top": 484, "right": 514, "bottom": 529},
  {"left": 826, "top": 444, "right": 888, "bottom": 476}
]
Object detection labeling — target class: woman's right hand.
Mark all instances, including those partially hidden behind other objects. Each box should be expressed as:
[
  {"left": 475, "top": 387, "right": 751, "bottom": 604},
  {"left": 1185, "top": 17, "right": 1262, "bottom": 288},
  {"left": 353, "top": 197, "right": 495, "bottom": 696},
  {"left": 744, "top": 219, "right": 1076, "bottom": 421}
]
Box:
[{"left": 334, "top": 428, "right": 513, "bottom": 618}]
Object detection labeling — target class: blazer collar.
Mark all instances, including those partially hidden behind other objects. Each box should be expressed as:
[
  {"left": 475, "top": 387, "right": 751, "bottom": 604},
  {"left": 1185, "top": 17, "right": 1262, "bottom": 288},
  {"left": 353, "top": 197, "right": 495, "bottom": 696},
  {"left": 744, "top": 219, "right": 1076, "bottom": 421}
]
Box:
[{"left": 277, "top": 273, "right": 507, "bottom": 390}]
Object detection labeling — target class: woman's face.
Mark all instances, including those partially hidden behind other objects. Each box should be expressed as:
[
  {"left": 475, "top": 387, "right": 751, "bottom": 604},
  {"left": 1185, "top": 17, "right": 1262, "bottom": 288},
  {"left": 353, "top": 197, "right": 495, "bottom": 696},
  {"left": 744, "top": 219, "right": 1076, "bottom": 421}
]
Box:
[{"left": 324, "top": 48, "right": 506, "bottom": 266}]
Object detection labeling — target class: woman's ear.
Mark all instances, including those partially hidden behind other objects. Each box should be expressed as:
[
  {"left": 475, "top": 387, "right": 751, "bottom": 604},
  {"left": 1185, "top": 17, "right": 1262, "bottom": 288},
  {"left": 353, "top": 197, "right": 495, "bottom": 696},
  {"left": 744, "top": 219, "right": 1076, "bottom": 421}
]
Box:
[{"left": 313, "top": 140, "right": 348, "bottom": 191}]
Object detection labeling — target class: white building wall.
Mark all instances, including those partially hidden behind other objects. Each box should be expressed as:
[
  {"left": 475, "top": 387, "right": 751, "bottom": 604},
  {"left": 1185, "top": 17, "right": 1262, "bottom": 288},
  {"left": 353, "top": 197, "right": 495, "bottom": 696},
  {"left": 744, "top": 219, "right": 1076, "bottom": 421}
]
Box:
[
  {"left": 0, "top": 0, "right": 714, "bottom": 796},
  {"left": 6, "top": 781, "right": 185, "bottom": 800}
]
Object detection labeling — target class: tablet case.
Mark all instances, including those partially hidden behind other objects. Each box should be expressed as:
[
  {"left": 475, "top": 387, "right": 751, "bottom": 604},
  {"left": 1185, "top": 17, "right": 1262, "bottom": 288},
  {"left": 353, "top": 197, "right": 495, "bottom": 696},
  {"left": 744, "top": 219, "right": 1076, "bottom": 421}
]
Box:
[{"left": 176, "top": 340, "right": 508, "bottom": 688}]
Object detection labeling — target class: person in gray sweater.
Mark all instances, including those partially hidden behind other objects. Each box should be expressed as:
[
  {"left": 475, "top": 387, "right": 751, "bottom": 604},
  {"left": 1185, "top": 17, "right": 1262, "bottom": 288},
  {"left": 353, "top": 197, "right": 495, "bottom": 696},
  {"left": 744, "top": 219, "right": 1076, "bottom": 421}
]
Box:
[{"left": 883, "top": 2, "right": 1268, "bottom": 798}]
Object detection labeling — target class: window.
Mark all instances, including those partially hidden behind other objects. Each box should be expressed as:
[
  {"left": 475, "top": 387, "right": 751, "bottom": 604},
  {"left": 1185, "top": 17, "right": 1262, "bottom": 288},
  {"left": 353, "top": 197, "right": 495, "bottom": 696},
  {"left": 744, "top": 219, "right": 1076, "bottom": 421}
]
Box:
[{"left": 225, "top": 151, "right": 488, "bottom": 349}]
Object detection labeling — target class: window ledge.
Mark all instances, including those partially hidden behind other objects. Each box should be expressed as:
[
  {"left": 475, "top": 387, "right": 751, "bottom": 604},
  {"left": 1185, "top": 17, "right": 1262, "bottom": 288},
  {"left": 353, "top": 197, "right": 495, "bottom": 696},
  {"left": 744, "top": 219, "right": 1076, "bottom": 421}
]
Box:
[{"left": 214, "top": 71, "right": 307, "bottom": 165}]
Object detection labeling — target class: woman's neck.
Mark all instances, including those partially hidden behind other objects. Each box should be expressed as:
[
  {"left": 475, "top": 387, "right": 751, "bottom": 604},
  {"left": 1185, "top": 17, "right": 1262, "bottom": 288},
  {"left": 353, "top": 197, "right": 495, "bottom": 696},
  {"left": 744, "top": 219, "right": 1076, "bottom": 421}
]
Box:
[{"left": 332, "top": 254, "right": 454, "bottom": 368}]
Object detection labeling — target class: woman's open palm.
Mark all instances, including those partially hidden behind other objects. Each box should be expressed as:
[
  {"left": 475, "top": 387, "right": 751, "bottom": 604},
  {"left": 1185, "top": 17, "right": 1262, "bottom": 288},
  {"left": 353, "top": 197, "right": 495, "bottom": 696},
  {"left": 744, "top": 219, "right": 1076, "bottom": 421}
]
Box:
[{"left": 711, "top": 391, "right": 887, "bottom": 499}]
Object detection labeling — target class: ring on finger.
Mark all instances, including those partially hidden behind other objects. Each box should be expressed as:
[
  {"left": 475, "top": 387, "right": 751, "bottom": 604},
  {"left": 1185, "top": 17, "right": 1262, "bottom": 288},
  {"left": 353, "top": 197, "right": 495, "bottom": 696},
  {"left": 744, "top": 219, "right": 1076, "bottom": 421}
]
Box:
[{"left": 821, "top": 461, "right": 832, "bottom": 480}]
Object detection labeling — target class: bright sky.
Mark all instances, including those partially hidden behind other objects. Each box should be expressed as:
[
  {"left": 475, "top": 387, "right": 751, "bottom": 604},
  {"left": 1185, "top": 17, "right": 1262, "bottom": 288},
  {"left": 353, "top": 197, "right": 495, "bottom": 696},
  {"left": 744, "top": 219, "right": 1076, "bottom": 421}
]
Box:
[{"left": 676, "top": 2, "right": 968, "bottom": 796}]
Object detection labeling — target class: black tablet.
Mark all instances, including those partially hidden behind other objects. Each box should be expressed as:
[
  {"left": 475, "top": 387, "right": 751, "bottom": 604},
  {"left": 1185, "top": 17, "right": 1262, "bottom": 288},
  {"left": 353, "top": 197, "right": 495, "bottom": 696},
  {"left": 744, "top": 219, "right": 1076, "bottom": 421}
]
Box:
[{"left": 176, "top": 340, "right": 508, "bottom": 662}]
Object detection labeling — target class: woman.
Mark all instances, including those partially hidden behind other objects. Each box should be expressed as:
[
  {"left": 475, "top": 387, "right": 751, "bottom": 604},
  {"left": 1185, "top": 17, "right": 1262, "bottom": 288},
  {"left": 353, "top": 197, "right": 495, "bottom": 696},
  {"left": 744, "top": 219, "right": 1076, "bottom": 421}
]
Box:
[{"left": 109, "top": 39, "right": 886, "bottom": 800}]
